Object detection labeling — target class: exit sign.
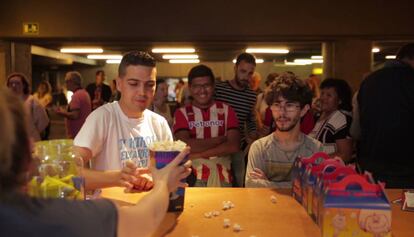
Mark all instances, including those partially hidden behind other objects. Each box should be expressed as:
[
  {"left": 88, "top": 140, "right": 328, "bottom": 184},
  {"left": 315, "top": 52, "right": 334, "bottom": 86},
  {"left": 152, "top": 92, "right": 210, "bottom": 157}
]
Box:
[{"left": 23, "top": 23, "right": 39, "bottom": 34}]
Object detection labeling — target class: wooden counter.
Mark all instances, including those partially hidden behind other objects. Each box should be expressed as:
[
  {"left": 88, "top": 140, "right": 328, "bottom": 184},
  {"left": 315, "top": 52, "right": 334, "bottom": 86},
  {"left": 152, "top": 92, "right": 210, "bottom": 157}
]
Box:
[{"left": 101, "top": 188, "right": 413, "bottom": 237}]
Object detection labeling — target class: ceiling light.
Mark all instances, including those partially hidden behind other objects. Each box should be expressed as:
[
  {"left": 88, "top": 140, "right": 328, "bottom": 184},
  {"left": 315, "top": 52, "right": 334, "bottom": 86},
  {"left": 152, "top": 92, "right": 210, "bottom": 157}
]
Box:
[
  {"left": 385, "top": 55, "right": 396, "bottom": 59},
  {"left": 245, "top": 48, "right": 289, "bottom": 54},
  {"left": 311, "top": 55, "right": 323, "bottom": 59},
  {"left": 162, "top": 54, "right": 199, "bottom": 59},
  {"left": 106, "top": 59, "right": 121, "bottom": 64},
  {"left": 169, "top": 59, "right": 200, "bottom": 64},
  {"left": 284, "top": 60, "right": 310, "bottom": 65},
  {"left": 294, "top": 59, "right": 323, "bottom": 64},
  {"left": 152, "top": 48, "right": 195, "bottom": 53},
  {"left": 60, "top": 48, "right": 103, "bottom": 53},
  {"left": 372, "top": 48, "right": 380, "bottom": 53},
  {"left": 233, "top": 58, "right": 264, "bottom": 63},
  {"left": 87, "top": 54, "right": 123, "bottom": 59}
]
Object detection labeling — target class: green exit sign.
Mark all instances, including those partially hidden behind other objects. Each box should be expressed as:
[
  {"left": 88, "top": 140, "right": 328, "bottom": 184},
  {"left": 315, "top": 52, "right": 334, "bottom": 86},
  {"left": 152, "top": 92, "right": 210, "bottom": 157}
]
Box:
[{"left": 23, "top": 23, "right": 39, "bottom": 34}]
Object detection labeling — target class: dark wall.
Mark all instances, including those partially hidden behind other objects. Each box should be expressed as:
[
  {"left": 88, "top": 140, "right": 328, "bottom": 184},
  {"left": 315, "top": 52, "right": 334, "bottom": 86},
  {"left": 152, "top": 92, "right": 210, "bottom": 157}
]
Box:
[{"left": 1, "top": 0, "right": 414, "bottom": 41}]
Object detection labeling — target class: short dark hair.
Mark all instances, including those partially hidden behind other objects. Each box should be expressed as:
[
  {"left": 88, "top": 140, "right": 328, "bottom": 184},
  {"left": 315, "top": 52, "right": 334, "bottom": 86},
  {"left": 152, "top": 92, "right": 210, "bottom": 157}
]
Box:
[
  {"left": 118, "top": 51, "right": 156, "bottom": 77},
  {"left": 265, "top": 73, "right": 313, "bottom": 108},
  {"left": 156, "top": 78, "right": 167, "bottom": 88},
  {"left": 187, "top": 64, "right": 215, "bottom": 85},
  {"left": 96, "top": 70, "right": 105, "bottom": 76},
  {"left": 6, "top": 72, "right": 30, "bottom": 95},
  {"left": 235, "top": 53, "right": 256, "bottom": 66},
  {"left": 320, "top": 78, "right": 352, "bottom": 112},
  {"left": 396, "top": 43, "right": 414, "bottom": 60}
]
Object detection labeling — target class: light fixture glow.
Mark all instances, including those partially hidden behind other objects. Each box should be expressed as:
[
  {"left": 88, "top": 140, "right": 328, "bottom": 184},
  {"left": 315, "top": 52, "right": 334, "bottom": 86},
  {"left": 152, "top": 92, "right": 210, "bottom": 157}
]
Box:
[
  {"left": 169, "top": 59, "right": 200, "bottom": 64},
  {"left": 385, "top": 55, "right": 396, "bottom": 59},
  {"left": 162, "top": 54, "right": 199, "bottom": 59},
  {"left": 372, "top": 48, "right": 380, "bottom": 53},
  {"left": 87, "top": 54, "right": 122, "bottom": 59},
  {"left": 152, "top": 48, "right": 195, "bottom": 53},
  {"left": 284, "top": 60, "right": 310, "bottom": 65},
  {"left": 233, "top": 58, "right": 264, "bottom": 63},
  {"left": 106, "top": 59, "right": 121, "bottom": 64},
  {"left": 294, "top": 59, "right": 323, "bottom": 64},
  {"left": 311, "top": 55, "right": 323, "bottom": 59},
  {"left": 245, "top": 48, "right": 289, "bottom": 54},
  {"left": 60, "top": 48, "right": 103, "bottom": 53}
]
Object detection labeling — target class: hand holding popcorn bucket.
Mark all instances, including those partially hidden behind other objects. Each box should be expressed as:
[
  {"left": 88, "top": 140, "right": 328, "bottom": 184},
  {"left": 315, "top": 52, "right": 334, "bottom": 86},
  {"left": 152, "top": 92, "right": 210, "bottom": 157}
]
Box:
[{"left": 149, "top": 140, "right": 189, "bottom": 212}]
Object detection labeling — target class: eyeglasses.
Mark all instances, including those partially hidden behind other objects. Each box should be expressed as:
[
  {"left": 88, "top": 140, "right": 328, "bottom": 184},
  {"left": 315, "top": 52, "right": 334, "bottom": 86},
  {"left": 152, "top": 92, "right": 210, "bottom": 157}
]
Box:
[
  {"left": 270, "top": 102, "right": 300, "bottom": 112},
  {"left": 191, "top": 83, "right": 213, "bottom": 91}
]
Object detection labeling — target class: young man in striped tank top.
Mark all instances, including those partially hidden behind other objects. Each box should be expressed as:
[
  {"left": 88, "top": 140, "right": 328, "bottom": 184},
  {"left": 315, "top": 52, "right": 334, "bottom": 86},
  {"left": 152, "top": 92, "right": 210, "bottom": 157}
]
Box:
[
  {"left": 215, "top": 53, "right": 259, "bottom": 187},
  {"left": 173, "top": 65, "right": 240, "bottom": 187}
]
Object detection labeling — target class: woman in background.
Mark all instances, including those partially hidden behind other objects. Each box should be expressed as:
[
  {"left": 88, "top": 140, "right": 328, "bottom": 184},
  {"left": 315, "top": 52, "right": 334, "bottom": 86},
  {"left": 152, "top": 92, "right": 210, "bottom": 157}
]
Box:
[
  {"left": 6, "top": 72, "right": 49, "bottom": 142},
  {"left": 308, "top": 78, "right": 353, "bottom": 162},
  {"left": 151, "top": 79, "right": 174, "bottom": 128},
  {"left": 33, "top": 80, "right": 53, "bottom": 140}
]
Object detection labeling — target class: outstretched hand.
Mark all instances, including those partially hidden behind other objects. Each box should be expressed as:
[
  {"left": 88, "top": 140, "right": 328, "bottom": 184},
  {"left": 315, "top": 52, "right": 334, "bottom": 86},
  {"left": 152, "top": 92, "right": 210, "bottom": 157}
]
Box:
[
  {"left": 150, "top": 147, "right": 192, "bottom": 192},
  {"left": 121, "top": 160, "right": 154, "bottom": 193}
]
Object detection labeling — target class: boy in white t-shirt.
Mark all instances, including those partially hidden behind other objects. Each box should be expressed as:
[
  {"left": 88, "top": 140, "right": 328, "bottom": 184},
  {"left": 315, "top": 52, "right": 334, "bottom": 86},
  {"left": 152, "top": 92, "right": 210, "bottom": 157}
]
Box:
[{"left": 75, "top": 51, "right": 173, "bottom": 191}]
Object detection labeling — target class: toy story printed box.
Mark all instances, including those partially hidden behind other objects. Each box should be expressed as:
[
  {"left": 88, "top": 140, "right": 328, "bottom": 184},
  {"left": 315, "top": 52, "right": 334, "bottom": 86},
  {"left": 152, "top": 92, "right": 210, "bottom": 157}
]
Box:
[{"left": 320, "top": 174, "right": 391, "bottom": 237}]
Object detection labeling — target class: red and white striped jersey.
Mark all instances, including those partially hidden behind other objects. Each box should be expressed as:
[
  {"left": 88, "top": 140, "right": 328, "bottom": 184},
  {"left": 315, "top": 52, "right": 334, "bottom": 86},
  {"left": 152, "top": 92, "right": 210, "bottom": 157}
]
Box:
[
  {"left": 173, "top": 101, "right": 239, "bottom": 139},
  {"left": 173, "top": 101, "right": 239, "bottom": 184}
]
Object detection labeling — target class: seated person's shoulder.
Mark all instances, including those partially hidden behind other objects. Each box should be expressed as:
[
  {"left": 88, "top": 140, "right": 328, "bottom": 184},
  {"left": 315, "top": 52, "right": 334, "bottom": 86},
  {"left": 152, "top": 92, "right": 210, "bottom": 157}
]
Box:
[{"left": 303, "top": 134, "right": 322, "bottom": 151}]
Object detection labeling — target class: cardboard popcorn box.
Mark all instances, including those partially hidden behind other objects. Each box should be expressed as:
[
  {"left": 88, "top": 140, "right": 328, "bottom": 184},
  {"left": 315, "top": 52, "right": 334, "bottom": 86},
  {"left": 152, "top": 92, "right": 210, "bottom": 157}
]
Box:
[
  {"left": 302, "top": 159, "right": 344, "bottom": 216},
  {"left": 313, "top": 166, "right": 357, "bottom": 225},
  {"left": 320, "top": 174, "right": 391, "bottom": 237},
  {"left": 291, "top": 152, "right": 330, "bottom": 204}
]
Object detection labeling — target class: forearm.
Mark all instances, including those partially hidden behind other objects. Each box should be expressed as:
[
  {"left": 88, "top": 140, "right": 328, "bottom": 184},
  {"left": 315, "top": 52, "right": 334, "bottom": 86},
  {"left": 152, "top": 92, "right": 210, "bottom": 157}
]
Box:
[
  {"left": 180, "top": 136, "right": 225, "bottom": 153},
  {"left": 193, "top": 141, "right": 239, "bottom": 159},
  {"left": 117, "top": 182, "right": 169, "bottom": 237},
  {"left": 83, "top": 168, "right": 121, "bottom": 190}
]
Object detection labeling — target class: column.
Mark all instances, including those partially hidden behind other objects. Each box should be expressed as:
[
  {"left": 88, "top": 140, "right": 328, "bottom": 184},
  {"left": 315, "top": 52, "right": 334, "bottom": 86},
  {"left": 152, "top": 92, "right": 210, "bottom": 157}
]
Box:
[{"left": 322, "top": 40, "right": 372, "bottom": 92}]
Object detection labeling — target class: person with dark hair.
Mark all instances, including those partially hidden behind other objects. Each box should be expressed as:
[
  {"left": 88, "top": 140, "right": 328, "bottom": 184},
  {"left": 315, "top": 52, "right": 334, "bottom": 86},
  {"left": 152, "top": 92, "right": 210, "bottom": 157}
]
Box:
[
  {"left": 150, "top": 78, "right": 173, "bottom": 128},
  {"left": 245, "top": 76, "right": 321, "bottom": 188},
  {"left": 74, "top": 51, "right": 173, "bottom": 191},
  {"left": 173, "top": 65, "right": 240, "bottom": 187},
  {"left": 357, "top": 43, "right": 414, "bottom": 188},
  {"left": 6, "top": 72, "right": 49, "bottom": 142},
  {"left": 215, "top": 52, "right": 259, "bottom": 187},
  {"left": 56, "top": 71, "right": 92, "bottom": 139},
  {"left": 86, "top": 70, "right": 112, "bottom": 110},
  {"left": 308, "top": 78, "right": 353, "bottom": 162},
  {"left": 0, "top": 88, "right": 192, "bottom": 237}
]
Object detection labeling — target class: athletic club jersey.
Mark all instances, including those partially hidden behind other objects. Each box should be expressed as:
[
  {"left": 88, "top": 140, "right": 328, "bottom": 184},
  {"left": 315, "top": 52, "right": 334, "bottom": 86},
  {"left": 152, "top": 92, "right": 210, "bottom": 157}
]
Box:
[{"left": 173, "top": 101, "right": 239, "bottom": 184}]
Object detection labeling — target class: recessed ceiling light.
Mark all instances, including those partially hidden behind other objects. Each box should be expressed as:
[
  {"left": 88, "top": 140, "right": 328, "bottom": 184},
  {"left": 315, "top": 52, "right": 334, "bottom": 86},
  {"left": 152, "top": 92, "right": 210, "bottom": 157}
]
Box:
[
  {"left": 385, "top": 55, "right": 396, "bottom": 59},
  {"left": 245, "top": 48, "right": 289, "bottom": 54},
  {"left": 232, "top": 58, "right": 264, "bottom": 63},
  {"left": 87, "top": 54, "right": 122, "bottom": 59},
  {"left": 152, "top": 48, "right": 195, "bottom": 53},
  {"left": 372, "top": 47, "right": 380, "bottom": 53},
  {"left": 169, "top": 59, "right": 200, "bottom": 64},
  {"left": 106, "top": 59, "right": 121, "bottom": 64},
  {"left": 162, "top": 54, "right": 199, "bottom": 59},
  {"left": 311, "top": 55, "right": 323, "bottom": 59},
  {"left": 60, "top": 48, "right": 103, "bottom": 53}
]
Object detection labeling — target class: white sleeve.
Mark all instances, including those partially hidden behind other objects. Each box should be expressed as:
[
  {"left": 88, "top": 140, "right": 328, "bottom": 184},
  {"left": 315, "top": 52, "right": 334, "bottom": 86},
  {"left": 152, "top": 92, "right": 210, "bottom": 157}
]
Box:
[
  {"left": 74, "top": 109, "right": 107, "bottom": 157},
  {"left": 160, "top": 116, "right": 173, "bottom": 141}
]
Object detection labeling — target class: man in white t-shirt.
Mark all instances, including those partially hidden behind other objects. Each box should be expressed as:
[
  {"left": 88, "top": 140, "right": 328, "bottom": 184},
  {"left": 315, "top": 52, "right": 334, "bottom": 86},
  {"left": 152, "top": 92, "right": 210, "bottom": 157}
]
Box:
[{"left": 75, "top": 51, "right": 173, "bottom": 191}]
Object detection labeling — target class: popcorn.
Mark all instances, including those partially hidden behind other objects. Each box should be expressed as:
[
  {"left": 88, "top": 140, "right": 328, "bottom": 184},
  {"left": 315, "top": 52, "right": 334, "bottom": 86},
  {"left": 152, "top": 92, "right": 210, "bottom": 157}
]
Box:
[
  {"left": 204, "top": 212, "right": 213, "bottom": 218},
  {"left": 270, "top": 195, "right": 277, "bottom": 203},
  {"left": 223, "top": 218, "right": 231, "bottom": 228},
  {"left": 212, "top": 210, "right": 221, "bottom": 216},
  {"left": 222, "top": 200, "right": 235, "bottom": 210},
  {"left": 149, "top": 140, "right": 187, "bottom": 151},
  {"left": 233, "top": 223, "right": 242, "bottom": 232}
]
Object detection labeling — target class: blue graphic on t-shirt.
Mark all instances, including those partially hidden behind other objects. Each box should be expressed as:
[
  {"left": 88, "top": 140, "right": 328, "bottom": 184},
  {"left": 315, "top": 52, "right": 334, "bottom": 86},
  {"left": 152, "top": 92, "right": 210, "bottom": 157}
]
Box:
[{"left": 119, "top": 136, "right": 155, "bottom": 167}]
